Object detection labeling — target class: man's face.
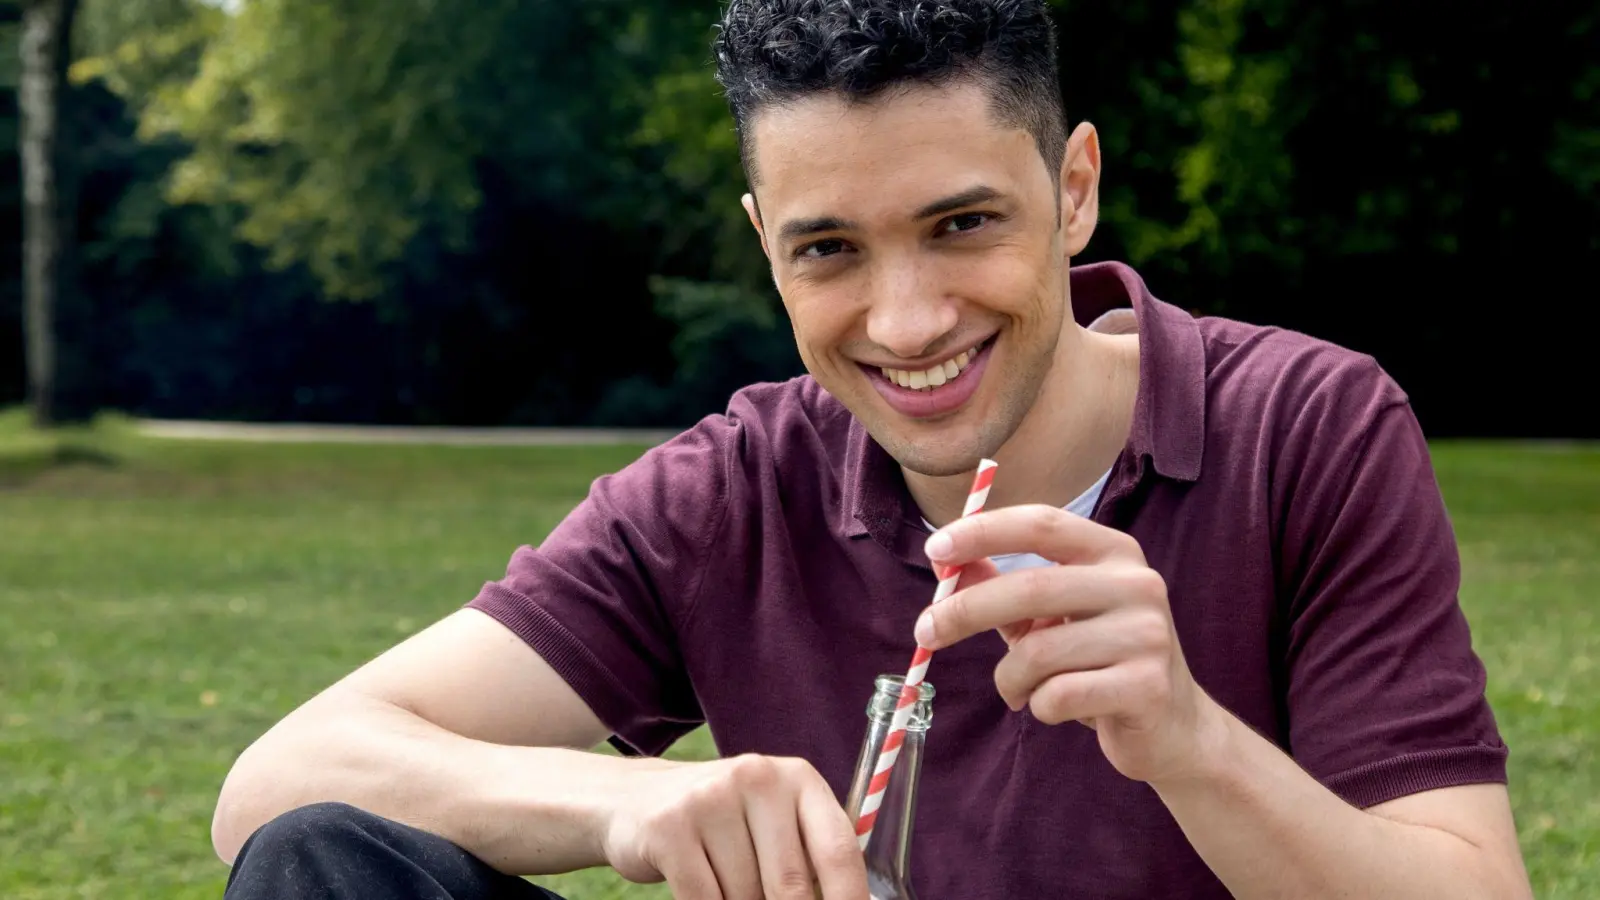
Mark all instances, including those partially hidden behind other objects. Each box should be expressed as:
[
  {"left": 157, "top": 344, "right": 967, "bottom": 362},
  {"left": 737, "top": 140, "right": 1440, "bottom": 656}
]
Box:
[{"left": 745, "top": 80, "right": 1077, "bottom": 477}]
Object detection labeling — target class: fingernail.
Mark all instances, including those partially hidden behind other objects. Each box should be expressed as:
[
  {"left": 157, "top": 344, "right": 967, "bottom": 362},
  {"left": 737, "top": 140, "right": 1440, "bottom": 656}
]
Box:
[
  {"left": 914, "top": 611, "right": 935, "bottom": 646},
  {"left": 924, "top": 531, "right": 954, "bottom": 560}
]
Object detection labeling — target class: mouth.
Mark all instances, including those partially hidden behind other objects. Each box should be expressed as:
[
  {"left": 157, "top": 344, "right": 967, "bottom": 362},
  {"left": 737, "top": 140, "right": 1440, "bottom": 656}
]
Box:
[{"left": 860, "top": 336, "right": 995, "bottom": 420}]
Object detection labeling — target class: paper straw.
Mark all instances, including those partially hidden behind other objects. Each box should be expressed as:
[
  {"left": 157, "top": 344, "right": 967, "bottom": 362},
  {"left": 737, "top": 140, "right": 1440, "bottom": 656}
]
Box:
[{"left": 855, "top": 458, "right": 997, "bottom": 849}]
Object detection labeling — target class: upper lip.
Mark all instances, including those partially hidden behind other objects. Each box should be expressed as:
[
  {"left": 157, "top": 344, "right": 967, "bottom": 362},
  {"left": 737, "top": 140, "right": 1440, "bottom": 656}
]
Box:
[{"left": 855, "top": 334, "right": 994, "bottom": 371}]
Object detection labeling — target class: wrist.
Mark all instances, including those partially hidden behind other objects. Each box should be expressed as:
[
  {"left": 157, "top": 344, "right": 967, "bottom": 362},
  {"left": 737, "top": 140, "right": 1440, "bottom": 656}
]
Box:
[
  {"left": 1151, "top": 691, "right": 1239, "bottom": 794},
  {"left": 470, "top": 745, "right": 635, "bottom": 875}
]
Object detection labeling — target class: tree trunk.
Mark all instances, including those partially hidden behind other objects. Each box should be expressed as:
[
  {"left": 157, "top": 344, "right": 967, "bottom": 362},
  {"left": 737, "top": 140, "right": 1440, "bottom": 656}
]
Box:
[{"left": 18, "top": 0, "right": 79, "bottom": 429}]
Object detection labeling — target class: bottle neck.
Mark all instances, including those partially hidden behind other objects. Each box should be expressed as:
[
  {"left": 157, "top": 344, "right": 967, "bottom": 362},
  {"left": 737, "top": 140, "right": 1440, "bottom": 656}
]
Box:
[{"left": 844, "top": 676, "right": 934, "bottom": 888}]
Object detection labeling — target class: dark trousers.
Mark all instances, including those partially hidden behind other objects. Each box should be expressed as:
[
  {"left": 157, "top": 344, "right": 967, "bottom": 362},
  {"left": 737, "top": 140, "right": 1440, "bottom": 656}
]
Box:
[{"left": 224, "top": 802, "right": 569, "bottom": 900}]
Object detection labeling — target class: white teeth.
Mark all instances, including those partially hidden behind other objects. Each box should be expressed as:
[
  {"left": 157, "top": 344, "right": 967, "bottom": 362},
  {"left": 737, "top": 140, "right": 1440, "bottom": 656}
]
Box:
[{"left": 879, "top": 339, "right": 988, "bottom": 391}]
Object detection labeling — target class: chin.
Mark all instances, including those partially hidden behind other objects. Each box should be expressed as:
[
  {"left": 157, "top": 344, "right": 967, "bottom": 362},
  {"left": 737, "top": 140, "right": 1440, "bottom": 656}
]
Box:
[{"left": 865, "top": 415, "right": 1008, "bottom": 478}]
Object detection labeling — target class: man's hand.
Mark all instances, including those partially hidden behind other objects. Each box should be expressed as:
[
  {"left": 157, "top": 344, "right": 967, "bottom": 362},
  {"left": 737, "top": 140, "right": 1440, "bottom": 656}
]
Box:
[
  {"left": 599, "top": 754, "right": 869, "bottom": 900},
  {"left": 913, "top": 504, "right": 1225, "bottom": 786}
]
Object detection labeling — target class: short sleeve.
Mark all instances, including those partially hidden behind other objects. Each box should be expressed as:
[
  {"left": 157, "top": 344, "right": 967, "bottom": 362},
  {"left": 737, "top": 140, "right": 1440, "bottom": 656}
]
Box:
[
  {"left": 467, "top": 416, "right": 738, "bottom": 756},
  {"left": 1279, "top": 388, "right": 1508, "bottom": 808}
]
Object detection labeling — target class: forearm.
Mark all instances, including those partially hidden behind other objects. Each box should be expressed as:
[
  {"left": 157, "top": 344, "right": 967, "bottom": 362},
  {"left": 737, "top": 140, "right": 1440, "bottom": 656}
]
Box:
[
  {"left": 1151, "top": 701, "right": 1524, "bottom": 900},
  {"left": 212, "top": 689, "right": 624, "bottom": 875}
]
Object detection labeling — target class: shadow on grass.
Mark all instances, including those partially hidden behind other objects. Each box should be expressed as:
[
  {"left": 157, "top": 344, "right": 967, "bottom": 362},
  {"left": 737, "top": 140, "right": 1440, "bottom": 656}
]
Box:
[
  {"left": 0, "top": 408, "right": 126, "bottom": 486},
  {"left": 0, "top": 441, "right": 121, "bottom": 486}
]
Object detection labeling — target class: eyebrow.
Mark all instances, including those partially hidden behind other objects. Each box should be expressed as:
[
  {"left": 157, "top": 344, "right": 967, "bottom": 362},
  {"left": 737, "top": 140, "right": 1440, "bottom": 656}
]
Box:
[
  {"left": 913, "top": 185, "right": 1004, "bottom": 220},
  {"left": 775, "top": 185, "right": 1006, "bottom": 245}
]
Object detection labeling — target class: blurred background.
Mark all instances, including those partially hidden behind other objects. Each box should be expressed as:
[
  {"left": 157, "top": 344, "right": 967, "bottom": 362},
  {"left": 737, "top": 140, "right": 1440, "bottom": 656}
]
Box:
[
  {"left": 2, "top": 0, "right": 1597, "bottom": 434},
  {"left": 1, "top": 1, "right": 1597, "bottom": 898}
]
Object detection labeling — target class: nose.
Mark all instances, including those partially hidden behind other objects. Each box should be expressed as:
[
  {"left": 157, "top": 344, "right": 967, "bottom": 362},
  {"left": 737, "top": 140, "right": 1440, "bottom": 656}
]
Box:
[{"left": 863, "top": 258, "right": 959, "bottom": 360}]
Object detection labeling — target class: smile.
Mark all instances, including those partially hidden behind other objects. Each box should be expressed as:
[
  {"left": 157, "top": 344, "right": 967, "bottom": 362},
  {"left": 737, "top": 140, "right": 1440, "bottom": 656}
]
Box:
[
  {"left": 862, "top": 337, "right": 995, "bottom": 420},
  {"left": 878, "top": 338, "right": 986, "bottom": 391}
]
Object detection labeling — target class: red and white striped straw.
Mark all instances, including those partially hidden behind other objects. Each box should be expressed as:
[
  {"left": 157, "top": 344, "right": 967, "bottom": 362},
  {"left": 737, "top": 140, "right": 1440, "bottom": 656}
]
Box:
[{"left": 855, "top": 458, "right": 998, "bottom": 850}]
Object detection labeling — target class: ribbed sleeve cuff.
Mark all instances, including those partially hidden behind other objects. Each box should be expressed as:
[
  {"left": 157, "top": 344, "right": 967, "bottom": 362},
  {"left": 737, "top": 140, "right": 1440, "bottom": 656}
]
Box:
[{"left": 1323, "top": 744, "right": 1510, "bottom": 809}]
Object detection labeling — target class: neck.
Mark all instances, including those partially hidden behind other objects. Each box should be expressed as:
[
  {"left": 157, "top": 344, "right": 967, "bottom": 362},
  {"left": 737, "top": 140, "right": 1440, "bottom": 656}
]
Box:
[{"left": 906, "top": 322, "right": 1140, "bottom": 527}]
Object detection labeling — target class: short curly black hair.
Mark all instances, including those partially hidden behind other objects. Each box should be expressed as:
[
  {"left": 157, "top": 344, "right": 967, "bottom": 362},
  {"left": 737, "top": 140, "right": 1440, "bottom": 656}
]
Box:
[{"left": 712, "top": 0, "right": 1066, "bottom": 188}]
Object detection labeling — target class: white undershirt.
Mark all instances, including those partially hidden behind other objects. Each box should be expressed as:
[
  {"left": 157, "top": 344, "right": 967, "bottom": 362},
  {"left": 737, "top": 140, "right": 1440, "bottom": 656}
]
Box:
[{"left": 921, "top": 465, "right": 1112, "bottom": 573}]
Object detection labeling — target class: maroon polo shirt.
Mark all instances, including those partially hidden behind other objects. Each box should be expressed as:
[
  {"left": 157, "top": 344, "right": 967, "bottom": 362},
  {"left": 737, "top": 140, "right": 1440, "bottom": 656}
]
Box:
[{"left": 469, "top": 261, "right": 1507, "bottom": 898}]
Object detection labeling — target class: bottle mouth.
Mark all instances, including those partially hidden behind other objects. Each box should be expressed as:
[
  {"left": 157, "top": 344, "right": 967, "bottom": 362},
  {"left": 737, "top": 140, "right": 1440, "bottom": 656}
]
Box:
[{"left": 867, "top": 674, "right": 935, "bottom": 731}]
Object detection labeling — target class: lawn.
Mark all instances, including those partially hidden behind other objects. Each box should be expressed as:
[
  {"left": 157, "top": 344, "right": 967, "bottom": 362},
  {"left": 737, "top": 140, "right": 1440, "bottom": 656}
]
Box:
[{"left": 1, "top": 412, "right": 1596, "bottom": 898}]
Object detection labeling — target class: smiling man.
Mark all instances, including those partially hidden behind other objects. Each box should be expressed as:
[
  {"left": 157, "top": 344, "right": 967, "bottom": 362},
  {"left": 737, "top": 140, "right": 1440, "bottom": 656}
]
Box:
[{"left": 210, "top": 2, "right": 1533, "bottom": 899}]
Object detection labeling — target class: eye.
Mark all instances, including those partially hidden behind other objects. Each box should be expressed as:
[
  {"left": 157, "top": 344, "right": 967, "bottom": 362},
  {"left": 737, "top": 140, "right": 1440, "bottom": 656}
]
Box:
[
  {"left": 796, "top": 238, "right": 849, "bottom": 260},
  {"left": 941, "top": 212, "right": 992, "bottom": 235}
]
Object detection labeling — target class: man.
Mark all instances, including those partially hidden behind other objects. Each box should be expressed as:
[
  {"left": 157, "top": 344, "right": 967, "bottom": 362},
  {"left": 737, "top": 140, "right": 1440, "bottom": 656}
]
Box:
[{"left": 213, "top": 1, "right": 1533, "bottom": 898}]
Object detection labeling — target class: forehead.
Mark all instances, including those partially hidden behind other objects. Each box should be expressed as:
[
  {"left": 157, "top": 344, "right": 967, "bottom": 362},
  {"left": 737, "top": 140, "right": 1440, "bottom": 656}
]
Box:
[{"left": 747, "top": 81, "right": 1044, "bottom": 223}]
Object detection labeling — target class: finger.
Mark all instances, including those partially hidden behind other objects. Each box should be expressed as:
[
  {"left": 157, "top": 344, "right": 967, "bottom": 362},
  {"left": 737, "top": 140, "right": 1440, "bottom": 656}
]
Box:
[
  {"left": 925, "top": 504, "right": 1140, "bottom": 568},
  {"left": 948, "top": 555, "right": 1000, "bottom": 591},
  {"left": 917, "top": 564, "right": 1161, "bottom": 650},
  {"left": 932, "top": 556, "right": 1008, "bottom": 641},
  {"left": 998, "top": 615, "right": 1062, "bottom": 648},
  {"left": 993, "top": 610, "right": 1171, "bottom": 710},
  {"left": 659, "top": 844, "right": 725, "bottom": 900},
  {"left": 796, "top": 778, "right": 870, "bottom": 900},
  {"left": 744, "top": 783, "right": 819, "bottom": 900},
  {"left": 1026, "top": 662, "right": 1166, "bottom": 726},
  {"left": 701, "top": 808, "right": 765, "bottom": 900}
]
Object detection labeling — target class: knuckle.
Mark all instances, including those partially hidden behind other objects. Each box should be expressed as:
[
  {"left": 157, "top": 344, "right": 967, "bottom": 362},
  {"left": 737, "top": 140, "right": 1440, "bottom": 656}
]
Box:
[
  {"left": 1102, "top": 528, "right": 1138, "bottom": 558},
  {"left": 772, "top": 756, "right": 822, "bottom": 792},
  {"left": 686, "top": 774, "right": 737, "bottom": 813},
  {"left": 772, "top": 867, "right": 815, "bottom": 900},
  {"left": 1035, "top": 506, "right": 1073, "bottom": 543},
  {"left": 784, "top": 755, "right": 825, "bottom": 783},
  {"left": 815, "top": 834, "right": 860, "bottom": 873},
  {"left": 1017, "top": 630, "right": 1056, "bottom": 674},
  {"left": 1127, "top": 661, "right": 1170, "bottom": 709},
  {"left": 729, "top": 753, "right": 782, "bottom": 792},
  {"left": 1115, "top": 564, "right": 1164, "bottom": 600},
  {"left": 1029, "top": 680, "right": 1072, "bottom": 724},
  {"left": 1017, "top": 566, "right": 1056, "bottom": 607},
  {"left": 1136, "top": 566, "right": 1168, "bottom": 599},
  {"left": 1130, "top": 609, "right": 1171, "bottom": 650}
]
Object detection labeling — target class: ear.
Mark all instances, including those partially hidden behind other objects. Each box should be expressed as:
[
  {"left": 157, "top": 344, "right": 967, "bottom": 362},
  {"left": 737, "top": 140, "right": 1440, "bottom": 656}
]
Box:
[
  {"left": 1058, "top": 121, "right": 1102, "bottom": 258},
  {"left": 742, "top": 193, "right": 771, "bottom": 261}
]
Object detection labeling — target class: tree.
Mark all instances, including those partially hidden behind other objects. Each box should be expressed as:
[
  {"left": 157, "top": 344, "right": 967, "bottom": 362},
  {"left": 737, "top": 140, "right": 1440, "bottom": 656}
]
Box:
[{"left": 8, "top": 0, "right": 78, "bottom": 427}]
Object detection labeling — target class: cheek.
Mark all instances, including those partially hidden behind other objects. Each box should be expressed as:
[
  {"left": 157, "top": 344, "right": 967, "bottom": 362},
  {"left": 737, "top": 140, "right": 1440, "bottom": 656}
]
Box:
[
  {"left": 783, "top": 287, "right": 859, "bottom": 359},
  {"left": 955, "top": 245, "right": 1053, "bottom": 315}
]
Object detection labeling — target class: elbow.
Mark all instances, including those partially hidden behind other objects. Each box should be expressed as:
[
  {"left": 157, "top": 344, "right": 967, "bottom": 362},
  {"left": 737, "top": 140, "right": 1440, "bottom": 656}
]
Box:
[
  {"left": 1486, "top": 869, "right": 1535, "bottom": 900},
  {"left": 211, "top": 729, "right": 292, "bottom": 866},
  {"left": 1459, "top": 845, "right": 1534, "bottom": 900},
  {"left": 210, "top": 755, "right": 257, "bottom": 865}
]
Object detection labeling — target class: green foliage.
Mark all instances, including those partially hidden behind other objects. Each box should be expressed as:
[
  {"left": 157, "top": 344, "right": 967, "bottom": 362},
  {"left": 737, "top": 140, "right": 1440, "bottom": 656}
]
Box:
[
  {"left": 9, "top": 0, "right": 1598, "bottom": 431},
  {"left": 71, "top": 0, "right": 761, "bottom": 302},
  {"left": 79, "top": 0, "right": 508, "bottom": 298}
]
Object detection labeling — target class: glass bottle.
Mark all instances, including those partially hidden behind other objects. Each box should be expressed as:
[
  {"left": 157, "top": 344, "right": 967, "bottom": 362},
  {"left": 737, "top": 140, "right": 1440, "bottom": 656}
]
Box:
[{"left": 843, "top": 674, "right": 935, "bottom": 900}]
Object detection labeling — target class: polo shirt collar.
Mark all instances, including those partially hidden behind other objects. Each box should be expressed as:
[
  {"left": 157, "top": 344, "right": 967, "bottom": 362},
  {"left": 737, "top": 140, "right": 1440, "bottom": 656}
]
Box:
[{"left": 842, "top": 261, "right": 1206, "bottom": 550}]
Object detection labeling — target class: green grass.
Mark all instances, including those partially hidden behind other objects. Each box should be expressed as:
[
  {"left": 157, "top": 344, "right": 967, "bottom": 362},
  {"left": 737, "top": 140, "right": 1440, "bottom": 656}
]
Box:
[{"left": 1, "top": 412, "right": 1596, "bottom": 897}]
